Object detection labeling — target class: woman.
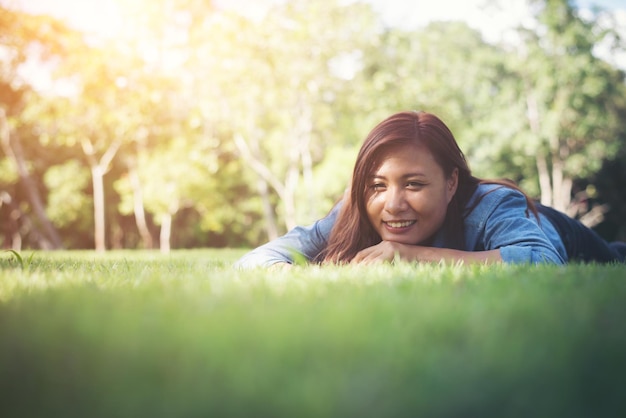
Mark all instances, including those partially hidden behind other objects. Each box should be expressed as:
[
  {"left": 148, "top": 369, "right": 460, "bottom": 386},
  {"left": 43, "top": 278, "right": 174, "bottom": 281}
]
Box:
[{"left": 235, "top": 111, "right": 625, "bottom": 268}]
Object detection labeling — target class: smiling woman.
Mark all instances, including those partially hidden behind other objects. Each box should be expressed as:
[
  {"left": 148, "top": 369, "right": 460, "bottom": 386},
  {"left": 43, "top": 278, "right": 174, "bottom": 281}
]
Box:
[
  {"left": 235, "top": 111, "right": 626, "bottom": 268},
  {"left": 359, "top": 142, "right": 458, "bottom": 259}
]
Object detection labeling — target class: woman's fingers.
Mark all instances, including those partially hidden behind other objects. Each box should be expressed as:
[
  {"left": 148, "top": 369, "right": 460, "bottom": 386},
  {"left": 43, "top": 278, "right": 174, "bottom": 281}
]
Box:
[{"left": 352, "top": 242, "right": 392, "bottom": 264}]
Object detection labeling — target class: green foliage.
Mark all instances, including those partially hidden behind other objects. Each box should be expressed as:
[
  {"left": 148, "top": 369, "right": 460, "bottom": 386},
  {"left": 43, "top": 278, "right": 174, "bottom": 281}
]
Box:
[
  {"left": 295, "top": 145, "right": 356, "bottom": 224},
  {"left": 44, "top": 160, "right": 91, "bottom": 227},
  {"left": 0, "top": 157, "right": 18, "bottom": 183},
  {"left": 1, "top": 251, "right": 626, "bottom": 417},
  {"left": 496, "top": 0, "right": 626, "bottom": 207}
]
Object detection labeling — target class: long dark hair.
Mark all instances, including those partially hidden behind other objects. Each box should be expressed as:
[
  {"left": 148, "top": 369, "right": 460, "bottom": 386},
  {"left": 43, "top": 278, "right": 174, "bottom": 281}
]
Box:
[{"left": 319, "top": 111, "right": 536, "bottom": 263}]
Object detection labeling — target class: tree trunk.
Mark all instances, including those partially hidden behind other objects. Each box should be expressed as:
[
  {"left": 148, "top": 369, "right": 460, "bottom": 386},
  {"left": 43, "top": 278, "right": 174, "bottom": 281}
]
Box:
[
  {"left": 0, "top": 108, "right": 63, "bottom": 249},
  {"left": 1, "top": 191, "right": 22, "bottom": 251},
  {"left": 160, "top": 213, "right": 172, "bottom": 254},
  {"left": 283, "top": 147, "right": 299, "bottom": 231},
  {"left": 81, "top": 138, "right": 121, "bottom": 253},
  {"left": 298, "top": 101, "right": 315, "bottom": 221},
  {"left": 281, "top": 97, "right": 314, "bottom": 230},
  {"left": 301, "top": 144, "right": 314, "bottom": 219},
  {"left": 536, "top": 153, "right": 553, "bottom": 207},
  {"left": 11, "top": 231, "right": 22, "bottom": 251},
  {"left": 90, "top": 164, "right": 107, "bottom": 252},
  {"left": 560, "top": 177, "right": 573, "bottom": 214},
  {"left": 233, "top": 132, "right": 287, "bottom": 236},
  {"left": 127, "top": 163, "right": 154, "bottom": 249},
  {"left": 551, "top": 145, "right": 572, "bottom": 213},
  {"left": 257, "top": 177, "right": 278, "bottom": 240},
  {"left": 526, "top": 91, "right": 553, "bottom": 207}
]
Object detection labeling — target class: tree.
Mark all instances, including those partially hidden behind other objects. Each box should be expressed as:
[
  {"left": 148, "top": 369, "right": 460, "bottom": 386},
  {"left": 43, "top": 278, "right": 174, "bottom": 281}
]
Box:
[
  {"left": 0, "top": 6, "right": 74, "bottom": 249},
  {"left": 29, "top": 33, "right": 165, "bottom": 251},
  {"left": 192, "top": 0, "right": 377, "bottom": 237},
  {"left": 354, "top": 21, "right": 517, "bottom": 176},
  {"left": 1, "top": 108, "right": 64, "bottom": 249},
  {"left": 512, "top": 0, "right": 626, "bottom": 213}
]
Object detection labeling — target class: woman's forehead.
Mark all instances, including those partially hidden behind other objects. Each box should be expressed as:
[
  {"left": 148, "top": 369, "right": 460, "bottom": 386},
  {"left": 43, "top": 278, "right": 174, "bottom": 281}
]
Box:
[
  {"left": 375, "top": 141, "right": 433, "bottom": 162},
  {"left": 368, "top": 142, "right": 441, "bottom": 174}
]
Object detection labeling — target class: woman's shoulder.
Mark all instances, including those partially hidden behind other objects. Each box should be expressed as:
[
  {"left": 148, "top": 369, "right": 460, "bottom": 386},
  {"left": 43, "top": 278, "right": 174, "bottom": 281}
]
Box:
[
  {"left": 464, "top": 183, "right": 529, "bottom": 224},
  {"left": 468, "top": 183, "right": 526, "bottom": 208}
]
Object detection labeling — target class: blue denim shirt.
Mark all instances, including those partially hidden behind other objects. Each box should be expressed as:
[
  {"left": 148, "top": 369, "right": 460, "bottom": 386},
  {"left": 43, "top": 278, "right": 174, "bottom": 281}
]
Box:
[{"left": 235, "top": 184, "right": 567, "bottom": 268}]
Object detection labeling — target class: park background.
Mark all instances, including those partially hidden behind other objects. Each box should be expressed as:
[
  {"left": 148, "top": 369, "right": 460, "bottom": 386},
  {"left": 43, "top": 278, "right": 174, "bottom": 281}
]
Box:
[{"left": 1, "top": 0, "right": 626, "bottom": 253}]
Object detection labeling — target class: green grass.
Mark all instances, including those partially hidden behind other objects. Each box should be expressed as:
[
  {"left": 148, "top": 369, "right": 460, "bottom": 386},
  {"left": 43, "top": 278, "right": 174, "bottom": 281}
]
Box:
[{"left": 1, "top": 250, "right": 625, "bottom": 418}]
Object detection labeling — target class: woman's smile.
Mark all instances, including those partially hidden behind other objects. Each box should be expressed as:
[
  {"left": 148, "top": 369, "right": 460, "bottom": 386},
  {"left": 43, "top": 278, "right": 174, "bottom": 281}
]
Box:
[{"left": 383, "top": 220, "right": 417, "bottom": 230}]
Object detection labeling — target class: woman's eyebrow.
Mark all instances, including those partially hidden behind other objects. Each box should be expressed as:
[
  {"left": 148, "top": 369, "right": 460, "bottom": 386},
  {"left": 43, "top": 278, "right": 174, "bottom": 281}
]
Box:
[{"left": 371, "top": 173, "right": 428, "bottom": 179}]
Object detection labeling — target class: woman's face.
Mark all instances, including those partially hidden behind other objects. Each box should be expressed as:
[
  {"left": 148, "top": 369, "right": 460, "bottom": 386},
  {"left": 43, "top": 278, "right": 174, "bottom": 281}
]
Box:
[{"left": 365, "top": 142, "right": 458, "bottom": 245}]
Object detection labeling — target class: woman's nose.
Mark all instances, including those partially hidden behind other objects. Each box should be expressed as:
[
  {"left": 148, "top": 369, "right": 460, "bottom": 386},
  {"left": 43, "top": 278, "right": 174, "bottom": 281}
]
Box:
[{"left": 384, "top": 187, "right": 408, "bottom": 214}]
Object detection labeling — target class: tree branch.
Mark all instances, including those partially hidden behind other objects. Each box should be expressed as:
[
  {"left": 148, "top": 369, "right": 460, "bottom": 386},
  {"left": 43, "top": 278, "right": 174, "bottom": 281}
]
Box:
[{"left": 233, "top": 133, "right": 286, "bottom": 199}]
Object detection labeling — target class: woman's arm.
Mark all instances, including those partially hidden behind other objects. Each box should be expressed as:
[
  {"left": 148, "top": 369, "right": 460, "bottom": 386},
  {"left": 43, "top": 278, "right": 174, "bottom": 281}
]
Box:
[
  {"left": 474, "top": 187, "right": 565, "bottom": 264},
  {"left": 351, "top": 241, "right": 503, "bottom": 264},
  {"left": 233, "top": 202, "right": 341, "bottom": 269}
]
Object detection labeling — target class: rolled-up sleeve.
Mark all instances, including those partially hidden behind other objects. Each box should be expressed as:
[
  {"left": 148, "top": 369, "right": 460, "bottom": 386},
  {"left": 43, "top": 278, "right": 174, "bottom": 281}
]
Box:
[
  {"left": 233, "top": 203, "right": 340, "bottom": 269},
  {"left": 471, "top": 188, "right": 565, "bottom": 264}
]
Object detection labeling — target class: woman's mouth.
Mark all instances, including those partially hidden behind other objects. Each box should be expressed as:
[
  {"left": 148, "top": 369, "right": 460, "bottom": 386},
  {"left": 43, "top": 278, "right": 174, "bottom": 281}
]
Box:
[{"left": 384, "top": 220, "right": 416, "bottom": 229}]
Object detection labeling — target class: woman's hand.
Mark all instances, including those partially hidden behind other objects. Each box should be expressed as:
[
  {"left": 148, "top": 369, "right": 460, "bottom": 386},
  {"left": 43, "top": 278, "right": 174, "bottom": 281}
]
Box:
[{"left": 351, "top": 241, "right": 415, "bottom": 264}]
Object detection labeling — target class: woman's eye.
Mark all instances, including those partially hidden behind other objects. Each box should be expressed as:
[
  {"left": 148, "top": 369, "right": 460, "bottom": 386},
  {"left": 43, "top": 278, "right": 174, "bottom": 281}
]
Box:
[
  {"left": 371, "top": 183, "right": 386, "bottom": 191},
  {"left": 407, "top": 182, "right": 424, "bottom": 189}
]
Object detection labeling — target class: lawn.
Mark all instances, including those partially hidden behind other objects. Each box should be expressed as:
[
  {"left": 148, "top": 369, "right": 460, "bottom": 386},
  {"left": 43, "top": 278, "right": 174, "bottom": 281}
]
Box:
[{"left": 1, "top": 249, "right": 625, "bottom": 417}]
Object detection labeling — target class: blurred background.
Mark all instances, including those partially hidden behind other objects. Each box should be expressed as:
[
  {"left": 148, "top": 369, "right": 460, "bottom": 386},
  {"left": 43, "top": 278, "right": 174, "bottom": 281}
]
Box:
[{"left": 1, "top": 0, "right": 625, "bottom": 252}]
